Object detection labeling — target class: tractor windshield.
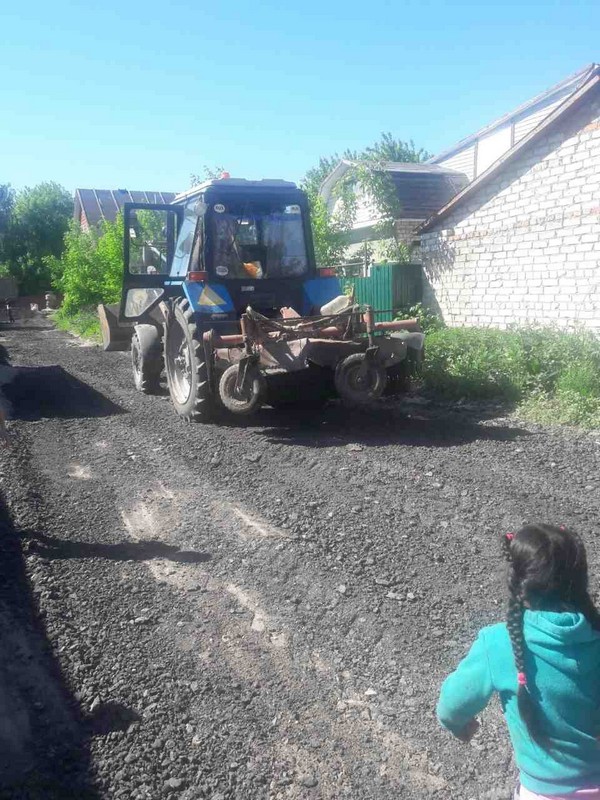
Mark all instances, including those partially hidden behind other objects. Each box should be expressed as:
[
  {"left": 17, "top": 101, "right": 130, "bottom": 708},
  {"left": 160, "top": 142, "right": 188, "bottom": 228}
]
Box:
[{"left": 210, "top": 202, "right": 308, "bottom": 280}]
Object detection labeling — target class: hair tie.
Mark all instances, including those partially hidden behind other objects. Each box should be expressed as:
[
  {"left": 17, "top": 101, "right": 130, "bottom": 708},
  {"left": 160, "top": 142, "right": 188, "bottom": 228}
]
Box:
[
  {"left": 517, "top": 671, "right": 527, "bottom": 687},
  {"left": 505, "top": 532, "right": 515, "bottom": 541}
]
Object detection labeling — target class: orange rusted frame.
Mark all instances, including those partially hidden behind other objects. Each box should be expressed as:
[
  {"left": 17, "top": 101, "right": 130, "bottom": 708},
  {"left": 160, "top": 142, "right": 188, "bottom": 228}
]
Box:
[
  {"left": 209, "top": 316, "right": 420, "bottom": 348},
  {"left": 212, "top": 333, "right": 245, "bottom": 346},
  {"left": 374, "top": 317, "right": 420, "bottom": 332}
]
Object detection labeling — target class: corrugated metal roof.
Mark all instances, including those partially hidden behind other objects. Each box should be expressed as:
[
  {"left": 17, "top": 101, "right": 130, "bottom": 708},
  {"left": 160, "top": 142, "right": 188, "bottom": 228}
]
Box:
[
  {"left": 74, "top": 188, "right": 177, "bottom": 227},
  {"left": 387, "top": 169, "right": 469, "bottom": 218}
]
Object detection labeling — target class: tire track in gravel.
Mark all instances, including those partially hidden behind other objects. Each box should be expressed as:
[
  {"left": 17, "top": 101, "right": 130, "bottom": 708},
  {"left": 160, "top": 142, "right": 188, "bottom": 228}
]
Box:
[
  {"left": 2, "top": 316, "right": 600, "bottom": 799},
  {"left": 22, "top": 388, "right": 447, "bottom": 798}
]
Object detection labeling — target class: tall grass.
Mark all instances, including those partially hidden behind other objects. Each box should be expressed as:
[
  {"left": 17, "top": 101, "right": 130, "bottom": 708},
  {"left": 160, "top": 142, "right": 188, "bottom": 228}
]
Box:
[
  {"left": 52, "top": 308, "right": 102, "bottom": 343},
  {"left": 421, "top": 326, "right": 600, "bottom": 429}
]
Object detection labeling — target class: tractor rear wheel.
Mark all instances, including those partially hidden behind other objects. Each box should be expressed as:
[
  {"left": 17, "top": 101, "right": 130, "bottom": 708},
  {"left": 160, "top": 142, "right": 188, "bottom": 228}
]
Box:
[
  {"left": 131, "top": 324, "right": 162, "bottom": 394},
  {"left": 334, "top": 353, "right": 386, "bottom": 405},
  {"left": 164, "top": 299, "right": 212, "bottom": 422}
]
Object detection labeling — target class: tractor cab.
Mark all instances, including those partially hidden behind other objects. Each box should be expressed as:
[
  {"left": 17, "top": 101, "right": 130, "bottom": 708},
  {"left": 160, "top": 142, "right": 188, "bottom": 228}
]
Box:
[{"left": 120, "top": 178, "right": 337, "bottom": 332}]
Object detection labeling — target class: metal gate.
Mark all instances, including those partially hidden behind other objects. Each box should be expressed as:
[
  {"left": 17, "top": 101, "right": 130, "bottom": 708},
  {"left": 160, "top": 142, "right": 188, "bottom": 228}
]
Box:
[{"left": 343, "top": 263, "right": 422, "bottom": 321}]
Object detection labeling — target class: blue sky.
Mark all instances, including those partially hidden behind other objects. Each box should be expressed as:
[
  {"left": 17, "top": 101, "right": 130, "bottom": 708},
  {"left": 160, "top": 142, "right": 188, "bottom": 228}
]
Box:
[{"left": 0, "top": 0, "right": 598, "bottom": 195}]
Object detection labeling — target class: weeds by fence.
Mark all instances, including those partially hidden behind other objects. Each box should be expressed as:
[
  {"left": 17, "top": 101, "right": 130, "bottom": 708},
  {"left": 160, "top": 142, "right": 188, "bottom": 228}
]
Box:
[
  {"left": 421, "top": 325, "right": 600, "bottom": 429},
  {"left": 52, "top": 308, "right": 101, "bottom": 342}
]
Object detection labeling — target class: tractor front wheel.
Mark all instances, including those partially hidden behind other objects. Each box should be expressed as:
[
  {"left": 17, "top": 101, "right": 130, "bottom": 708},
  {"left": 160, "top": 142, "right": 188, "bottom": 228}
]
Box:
[
  {"left": 131, "top": 324, "right": 162, "bottom": 394},
  {"left": 164, "top": 300, "right": 212, "bottom": 422}
]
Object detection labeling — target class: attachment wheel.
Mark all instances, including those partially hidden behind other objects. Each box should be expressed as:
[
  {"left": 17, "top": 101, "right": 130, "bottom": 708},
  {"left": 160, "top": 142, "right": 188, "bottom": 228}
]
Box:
[
  {"left": 218, "top": 363, "right": 265, "bottom": 416},
  {"left": 334, "top": 353, "right": 386, "bottom": 404}
]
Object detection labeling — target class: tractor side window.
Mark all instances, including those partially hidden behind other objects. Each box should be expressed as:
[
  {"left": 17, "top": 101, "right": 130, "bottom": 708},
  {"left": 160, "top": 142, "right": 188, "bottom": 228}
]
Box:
[
  {"left": 128, "top": 209, "right": 171, "bottom": 274},
  {"left": 171, "top": 203, "right": 198, "bottom": 277},
  {"left": 188, "top": 217, "right": 204, "bottom": 273}
]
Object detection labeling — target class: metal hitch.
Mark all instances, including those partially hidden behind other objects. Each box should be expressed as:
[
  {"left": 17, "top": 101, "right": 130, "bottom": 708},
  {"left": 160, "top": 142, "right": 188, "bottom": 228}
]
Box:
[
  {"left": 357, "top": 345, "right": 380, "bottom": 380},
  {"left": 235, "top": 353, "right": 260, "bottom": 396}
]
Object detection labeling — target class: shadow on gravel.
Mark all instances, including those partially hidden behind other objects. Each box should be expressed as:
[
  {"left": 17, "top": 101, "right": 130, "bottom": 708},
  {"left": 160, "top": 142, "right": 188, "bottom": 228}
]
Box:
[
  {"left": 0, "top": 324, "right": 53, "bottom": 332},
  {"left": 0, "top": 495, "right": 101, "bottom": 799},
  {"left": 22, "top": 530, "right": 211, "bottom": 564},
  {"left": 245, "top": 404, "right": 530, "bottom": 449},
  {"left": 0, "top": 365, "right": 124, "bottom": 420}
]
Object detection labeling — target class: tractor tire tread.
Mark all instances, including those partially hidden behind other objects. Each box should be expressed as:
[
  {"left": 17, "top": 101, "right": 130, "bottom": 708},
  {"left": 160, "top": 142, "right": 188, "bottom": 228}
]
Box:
[
  {"left": 165, "top": 299, "right": 212, "bottom": 423},
  {"left": 132, "top": 329, "right": 163, "bottom": 395}
]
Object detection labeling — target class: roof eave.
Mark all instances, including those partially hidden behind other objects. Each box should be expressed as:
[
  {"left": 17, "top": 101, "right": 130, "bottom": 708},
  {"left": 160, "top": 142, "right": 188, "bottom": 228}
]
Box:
[
  {"left": 419, "top": 70, "right": 600, "bottom": 234},
  {"left": 318, "top": 160, "right": 469, "bottom": 207},
  {"left": 318, "top": 160, "right": 354, "bottom": 203},
  {"left": 429, "top": 62, "right": 599, "bottom": 166}
]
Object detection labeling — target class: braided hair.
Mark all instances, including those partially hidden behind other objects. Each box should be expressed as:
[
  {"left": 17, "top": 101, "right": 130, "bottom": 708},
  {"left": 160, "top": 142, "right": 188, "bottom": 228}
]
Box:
[{"left": 502, "top": 523, "right": 600, "bottom": 747}]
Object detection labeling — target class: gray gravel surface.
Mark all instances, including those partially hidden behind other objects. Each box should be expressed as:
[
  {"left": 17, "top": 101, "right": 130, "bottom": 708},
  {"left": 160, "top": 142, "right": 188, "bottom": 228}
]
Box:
[{"left": 0, "top": 314, "right": 599, "bottom": 799}]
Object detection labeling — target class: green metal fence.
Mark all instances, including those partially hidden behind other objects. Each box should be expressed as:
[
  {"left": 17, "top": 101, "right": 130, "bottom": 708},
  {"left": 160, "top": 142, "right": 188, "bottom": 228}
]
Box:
[{"left": 342, "top": 262, "right": 422, "bottom": 321}]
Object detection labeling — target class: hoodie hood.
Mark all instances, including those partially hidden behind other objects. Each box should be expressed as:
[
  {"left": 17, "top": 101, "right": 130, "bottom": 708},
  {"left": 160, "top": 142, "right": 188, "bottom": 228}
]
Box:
[{"left": 524, "top": 610, "right": 600, "bottom": 676}]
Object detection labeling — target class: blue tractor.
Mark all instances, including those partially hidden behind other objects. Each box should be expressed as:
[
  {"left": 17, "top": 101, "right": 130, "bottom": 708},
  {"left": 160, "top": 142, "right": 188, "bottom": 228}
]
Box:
[{"left": 99, "top": 176, "right": 423, "bottom": 421}]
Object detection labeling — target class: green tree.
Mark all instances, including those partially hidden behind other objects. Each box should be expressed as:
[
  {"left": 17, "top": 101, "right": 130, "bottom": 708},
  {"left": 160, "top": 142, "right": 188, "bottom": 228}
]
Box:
[
  {"left": 363, "top": 132, "right": 430, "bottom": 163},
  {"left": 0, "top": 185, "right": 16, "bottom": 283},
  {"left": 0, "top": 184, "right": 14, "bottom": 240},
  {"left": 1, "top": 181, "right": 72, "bottom": 294},
  {"left": 49, "top": 215, "right": 124, "bottom": 314},
  {"left": 300, "top": 151, "right": 359, "bottom": 267},
  {"left": 303, "top": 133, "right": 432, "bottom": 267},
  {"left": 135, "top": 208, "right": 166, "bottom": 242},
  {"left": 308, "top": 194, "right": 351, "bottom": 267},
  {"left": 301, "top": 151, "right": 358, "bottom": 200}
]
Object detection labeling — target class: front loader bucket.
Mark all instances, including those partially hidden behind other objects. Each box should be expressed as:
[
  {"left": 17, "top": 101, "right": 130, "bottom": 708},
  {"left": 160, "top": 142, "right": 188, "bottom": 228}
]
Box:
[{"left": 97, "top": 304, "right": 133, "bottom": 352}]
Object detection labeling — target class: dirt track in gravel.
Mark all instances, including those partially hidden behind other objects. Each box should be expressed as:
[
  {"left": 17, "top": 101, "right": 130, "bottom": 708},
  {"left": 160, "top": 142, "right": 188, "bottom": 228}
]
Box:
[{"left": 0, "top": 314, "right": 599, "bottom": 800}]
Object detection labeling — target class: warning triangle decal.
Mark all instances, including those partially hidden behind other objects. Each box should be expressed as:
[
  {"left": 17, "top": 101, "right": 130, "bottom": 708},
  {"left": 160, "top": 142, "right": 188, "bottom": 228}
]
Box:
[{"left": 199, "top": 286, "right": 226, "bottom": 307}]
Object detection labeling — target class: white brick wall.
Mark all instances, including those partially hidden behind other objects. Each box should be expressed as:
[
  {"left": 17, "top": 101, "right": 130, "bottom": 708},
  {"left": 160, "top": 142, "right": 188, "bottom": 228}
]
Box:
[{"left": 421, "top": 92, "right": 600, "bottom": 331}]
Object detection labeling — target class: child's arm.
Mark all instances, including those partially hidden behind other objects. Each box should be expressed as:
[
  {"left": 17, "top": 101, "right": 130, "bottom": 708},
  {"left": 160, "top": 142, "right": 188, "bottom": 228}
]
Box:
[{"left": 436, "top": 630, "right": 494, "bottom": 739}]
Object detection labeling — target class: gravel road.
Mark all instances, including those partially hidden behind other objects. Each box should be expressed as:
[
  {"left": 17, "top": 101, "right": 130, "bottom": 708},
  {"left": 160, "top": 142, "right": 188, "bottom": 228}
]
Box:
[{"left": 0, "top": 314, "right": 599, "bottom": 800}]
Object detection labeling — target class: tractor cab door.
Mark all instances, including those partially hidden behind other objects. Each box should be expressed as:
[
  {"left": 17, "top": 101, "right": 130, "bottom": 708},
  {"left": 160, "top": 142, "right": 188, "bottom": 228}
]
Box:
[{"left": 120, "top": 202, "right": 183, "bottom": 322}]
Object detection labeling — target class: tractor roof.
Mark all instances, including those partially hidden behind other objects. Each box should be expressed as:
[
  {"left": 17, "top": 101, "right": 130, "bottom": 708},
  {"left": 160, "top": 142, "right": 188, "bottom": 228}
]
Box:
[{"left": 174, "top": 178, "right": 299, "bottom": 204}]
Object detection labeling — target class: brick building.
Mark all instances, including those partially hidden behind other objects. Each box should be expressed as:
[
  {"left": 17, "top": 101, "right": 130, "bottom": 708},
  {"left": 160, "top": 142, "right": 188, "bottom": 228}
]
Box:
[{"left": 420, "top": 66, "right": 600, "bottom": 331}]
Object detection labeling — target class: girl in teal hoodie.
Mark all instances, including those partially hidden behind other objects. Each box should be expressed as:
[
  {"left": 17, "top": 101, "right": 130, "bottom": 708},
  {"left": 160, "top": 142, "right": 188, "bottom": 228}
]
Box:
[{"left": 437, "top": 524, "right": 600, "bottom": 799}]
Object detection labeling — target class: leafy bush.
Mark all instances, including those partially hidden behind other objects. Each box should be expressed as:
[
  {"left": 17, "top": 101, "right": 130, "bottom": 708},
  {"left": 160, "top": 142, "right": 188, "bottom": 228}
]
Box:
[
  {"left": 421, "top": 325, "right": 600, "bottom": 428},
  {"left": 49, "top": 216, "right": 123, "bottom": 314},
  {"left": 517, "top": 328, "right": 600, "bottom": 394},
  {"left": 395, "top": 302, "right": 444, "bottom": 333},
  {"left": 422, "top": 327, "right": 527, "bottom": 400}
]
